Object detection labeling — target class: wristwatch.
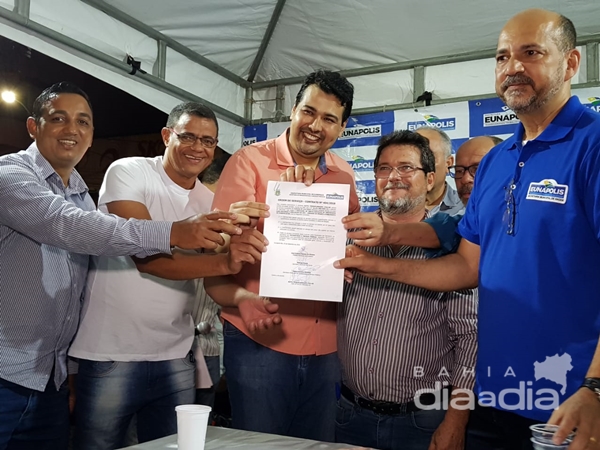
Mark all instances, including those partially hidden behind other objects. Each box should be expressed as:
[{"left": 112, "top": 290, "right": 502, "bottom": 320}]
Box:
[{"left": 581, "top": 378, "right": 600, "bottom": 401}]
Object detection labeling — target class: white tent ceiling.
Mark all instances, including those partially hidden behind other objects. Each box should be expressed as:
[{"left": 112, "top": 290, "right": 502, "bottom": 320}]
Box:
[
  {"left": 102, "top": 0, "right": 600, "bottom": 81},
  {"left": 1, "top": 0, "right": 600, "bottom": 151}
]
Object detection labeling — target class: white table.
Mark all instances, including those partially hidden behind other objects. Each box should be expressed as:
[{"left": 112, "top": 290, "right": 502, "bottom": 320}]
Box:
[{"left": 120, "top": 426, "right": 370, "bottom": 449}]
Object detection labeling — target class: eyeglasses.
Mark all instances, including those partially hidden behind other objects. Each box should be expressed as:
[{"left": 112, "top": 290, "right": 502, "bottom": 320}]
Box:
[
  {"left": 449, "top": 164, "right": 479, "bottom": 179},
  {"left": 503, "top": 180, "right": 516, "bottom": 235},
  {"left": 169, "top": 129, "right": 218, "bottom": 149},
  {"left": 374, "top": 165, "right": 425, "bottom": 179}
]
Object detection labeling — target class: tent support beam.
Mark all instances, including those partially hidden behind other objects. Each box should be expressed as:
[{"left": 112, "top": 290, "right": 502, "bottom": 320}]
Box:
[
  {"left": 0, "top": 6, "right": 248, "bottom": 126},
  {"left": 587, "top": 42, "right": 599, "bottom": 83},
  {"left": 413, "top": 66, "right": 425, "bottom": 103},
  {"left": 80, "top": 0, "right": 250, "bottom": 88},
  {"left": 153, "top": 40, "right": 167, "bottom": 80},
  {"left": 13, "top": 0, "right": 29, "bottom": 18},
  {"left": 252, "top": 33, "right": 600, "bottom": 89},
  {"left": 249, "top": 80, "right": 600, "bottom": 125},
  {"left": 248, "top": 0, "right": 286, "bottom": 83},
  {"left": 244, "top": 87, "right": 253, "bottom": 122}
]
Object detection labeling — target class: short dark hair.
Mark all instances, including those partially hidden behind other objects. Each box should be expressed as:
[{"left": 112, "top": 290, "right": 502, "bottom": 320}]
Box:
[
  {"left": 166, "top": 102, "right": 218, "bottom": 133},
  {"left": 32, "top": 81, "right": 92, "bottom": 123},
  {"left": 200, "top": 150, "right": 231, "bottom": 184},
  {"left": 555, "top": 15, "right": 577, "bottom": 53},
  {"left": 294, "top": 70, "right": 354, "bottom": 123},
  {"left": 374, "top": 130, "right": 436, "bottom": 174},
  {"left": 487, "top": 135, "right": 504, "bottom": 145}
]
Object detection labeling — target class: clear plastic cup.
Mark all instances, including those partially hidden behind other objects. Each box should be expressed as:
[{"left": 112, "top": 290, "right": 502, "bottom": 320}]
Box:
[
  {"left": 530, "top": 437, "right": 569, "bottom": 450},
  {"left": 530, "top": 424, "right": 575, "bottom": 447},
  {"left": 175, "top": 404, "right": 212, "bottom": 450}
]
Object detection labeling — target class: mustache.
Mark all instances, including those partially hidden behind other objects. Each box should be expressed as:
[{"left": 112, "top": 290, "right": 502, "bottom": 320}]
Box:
[
  {"left": 383, "top": 182, "right": 410, "bottom": 191},
  {"left": 458, "top": 184, "right": 473, "bottom": 197},
  {"left": 501, "top": 74, "right": 534, "bottom": 91}
]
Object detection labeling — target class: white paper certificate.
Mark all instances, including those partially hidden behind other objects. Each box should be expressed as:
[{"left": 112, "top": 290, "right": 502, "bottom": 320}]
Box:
[{"left": 258, "top": 180, "right": 350, "bottom": 302}]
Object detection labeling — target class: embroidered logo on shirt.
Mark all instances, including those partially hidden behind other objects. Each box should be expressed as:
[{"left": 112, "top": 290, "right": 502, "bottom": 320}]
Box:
[{"left": 526, "top": 179, "right": 568, "bottom": 204}]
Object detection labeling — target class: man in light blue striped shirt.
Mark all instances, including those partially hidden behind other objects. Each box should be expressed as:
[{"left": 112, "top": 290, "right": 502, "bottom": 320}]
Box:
[{"left": 0, "top": 82, "right": 242, "bottom": 450}]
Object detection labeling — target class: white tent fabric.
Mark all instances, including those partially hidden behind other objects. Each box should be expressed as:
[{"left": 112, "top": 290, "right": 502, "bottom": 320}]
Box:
[{"left": 1, "top": 0, "right": 599, "bottom": 150}]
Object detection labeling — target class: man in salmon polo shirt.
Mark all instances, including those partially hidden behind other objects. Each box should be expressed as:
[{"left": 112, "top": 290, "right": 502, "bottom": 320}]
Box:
[{"left": 206, "top": 70, "right": 359, "bottom": 442}]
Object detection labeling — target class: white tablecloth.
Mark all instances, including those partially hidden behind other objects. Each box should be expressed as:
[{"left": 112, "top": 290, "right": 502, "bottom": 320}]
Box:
[{"left": 120, "top": 426, "right": 370, "bottom": 449}]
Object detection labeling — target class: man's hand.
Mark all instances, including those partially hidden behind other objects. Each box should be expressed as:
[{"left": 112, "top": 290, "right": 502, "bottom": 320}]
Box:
[
  {"left": 238, "top": 297, "right": 282, "bottom": 333},
  {"left": 229, "top": 201, "right": 270, "bottom": 228},
  {"left": 343, "top": 212, "right": 389, "bottom": 246},
  {"left": 334, "top": 245, "right": 387, "bottom": 283},
  {"left": 227, "top": 229, "right": 269, "bottom": 274},
  {"left": 428, "top": 418, "right": 466, "bottom": 450},
  {"left": 171, "top": 210, "right": 242, "bottom": 250},
  {"left": 280, "top": 165, "right": 316, "bottom": 186},
  {"left": 548, "top": 388, "right": 600, "bottom": 448}
]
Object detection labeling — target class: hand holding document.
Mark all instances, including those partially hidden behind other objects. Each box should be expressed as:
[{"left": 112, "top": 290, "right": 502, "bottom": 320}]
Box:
[{"left": 259, "top": 180, "right": 350, "bottom": 302}]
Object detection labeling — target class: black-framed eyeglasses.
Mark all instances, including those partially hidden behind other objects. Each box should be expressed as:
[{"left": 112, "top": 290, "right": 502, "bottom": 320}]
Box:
[
  {"left": 169, "top": 128, "right": 218, "bottom": 149},
  {"left": 449, "top": 164, "right": 479, "bottom": 179},
  {"left": 503, "top": 180, "right": 516, "bottom": 235},
  {"left": 374, "top": 165, "right": 425, "bottom": 179}
]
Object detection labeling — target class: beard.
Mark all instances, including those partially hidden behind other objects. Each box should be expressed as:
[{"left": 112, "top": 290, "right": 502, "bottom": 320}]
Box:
[
  {"left": 499, "top": 66, "right": 563, "bottom": 114},
  {"left": 379, "top": 182, "right": 426, "bottom": 215},
  {"left": 457, "top": 183, "right": 473, "bottom": 205}
]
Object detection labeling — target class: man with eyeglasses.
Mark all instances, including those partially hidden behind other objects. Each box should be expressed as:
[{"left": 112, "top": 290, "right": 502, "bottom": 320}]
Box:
[
  {"left": 335, "top": 130, "right": 477, "bottom": 450},
  {"left": 68, "top": 102, "right": 264, "bottom": 449},
  {"left": 337, "top": 9, "right": 600, "bottom": 449}
]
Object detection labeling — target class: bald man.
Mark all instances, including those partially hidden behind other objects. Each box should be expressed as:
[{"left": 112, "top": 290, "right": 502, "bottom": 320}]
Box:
[
  {"left": 453, "top": 136, "right": 502, "bottom": 206},
  {"left": 338, "top": 9, "right": 600, "bottom": 449}
]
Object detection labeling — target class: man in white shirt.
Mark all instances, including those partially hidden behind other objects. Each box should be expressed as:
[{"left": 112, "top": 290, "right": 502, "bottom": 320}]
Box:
[{"left": 69, "top": 102, "right": 262, "bottom": 449}]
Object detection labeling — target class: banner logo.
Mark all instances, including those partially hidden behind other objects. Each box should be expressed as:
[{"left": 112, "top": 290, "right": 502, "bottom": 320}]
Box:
[
  {"left": 340, "top": 124, "right": 382, "bottom": 140},
  {"left": 483, "top": 106, "right": 519, "bottom": 127},
  {"left": 349, "top": 156, "right": 375, "bottom": 172},
  {"left": 242, "top": 137, "right": 257, "bottom": 146},
  {"left": 407, "top": 114, "right": 456, "bottom": 131},
  {"left": 583, "top": 97, "right": 600, "bottom": 113}
]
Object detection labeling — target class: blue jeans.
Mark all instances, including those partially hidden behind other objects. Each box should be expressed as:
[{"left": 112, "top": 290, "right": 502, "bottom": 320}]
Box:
[
  {"left": 73, "top": 355, "right": 195, "bottom": 450},
  {"left": 195, "top": 355, "right": 221, "bottom": 408},
  {"left": 334, "top": 393, "right": 447, "bottom": 450},
  {"left": 223, "top": 321, "right": 339, "bottom": 441},
  {"left": 0, "top": 377, "right": 69, "bottom": 450}
]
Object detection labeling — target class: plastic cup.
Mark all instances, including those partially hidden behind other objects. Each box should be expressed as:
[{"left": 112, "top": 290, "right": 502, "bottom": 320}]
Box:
[
  {"left": 530, "top": 424, "right": 575, "bottom": 448},
  {"left": 175, "top": 404, "right": 211, "bottom": 450},
  {"left": 530, "top": 438, "right": 569, "bottom": 450}
]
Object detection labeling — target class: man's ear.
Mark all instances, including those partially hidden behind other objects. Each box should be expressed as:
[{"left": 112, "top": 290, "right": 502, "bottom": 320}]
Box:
[
  {"left": 26, "top": 117, "right": 38, "bottom": 140},
  {"left": 426, "top": 172, "right": 436, "bottom": 192},
  {"left": 160, "top": 127, "right": 172, "bottom": 146},
  {"left": 564, "top": 48, "right": 581, "bottom": 82}
]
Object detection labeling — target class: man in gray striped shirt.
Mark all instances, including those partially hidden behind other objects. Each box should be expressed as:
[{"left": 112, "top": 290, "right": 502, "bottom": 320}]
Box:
[
  {"left": 0, "top": 82, "right": 243, "bottom": 450},
  {"left": 336, "top": 130, "right": 478, "bottom": 450}
]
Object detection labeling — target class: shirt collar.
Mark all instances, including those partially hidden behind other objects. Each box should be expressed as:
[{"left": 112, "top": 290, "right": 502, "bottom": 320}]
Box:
[
  {"left": 440, "top": 185, "right": 463, "bottom": 210},
  {"left": 506, "top": 96, "right": 585, "bottom": 151},
  {"left": 27, "top": 143, "right": 89, "bottom": 194},
  {"left": 274, "top": 129, "right": 340, "bottom": 175}
]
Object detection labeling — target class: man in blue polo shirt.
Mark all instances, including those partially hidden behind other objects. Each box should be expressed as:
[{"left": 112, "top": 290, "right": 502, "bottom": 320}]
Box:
[{"left": 336, "top": 8, "right": 600, "bottom": 449}]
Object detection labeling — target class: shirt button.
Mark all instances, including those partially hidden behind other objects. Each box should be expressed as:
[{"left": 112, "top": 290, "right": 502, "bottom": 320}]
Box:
[
  {"left": 511, "top": 184, "right": 516, "bottom": 190},
  {"left": 518, "top": 162, "right": 525, "bottom": 167},
  {"left": 373, "top": 339, "right": 378, "bottom": 345},
  {"left": 384, "top": 285, "right": 390, "bottom": 291},
  {"left": 368, "top": 368, "right": 374, "bottom": 374},
  {"left": 378, "top": 312, "right": 384, "bottom": 318}
]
